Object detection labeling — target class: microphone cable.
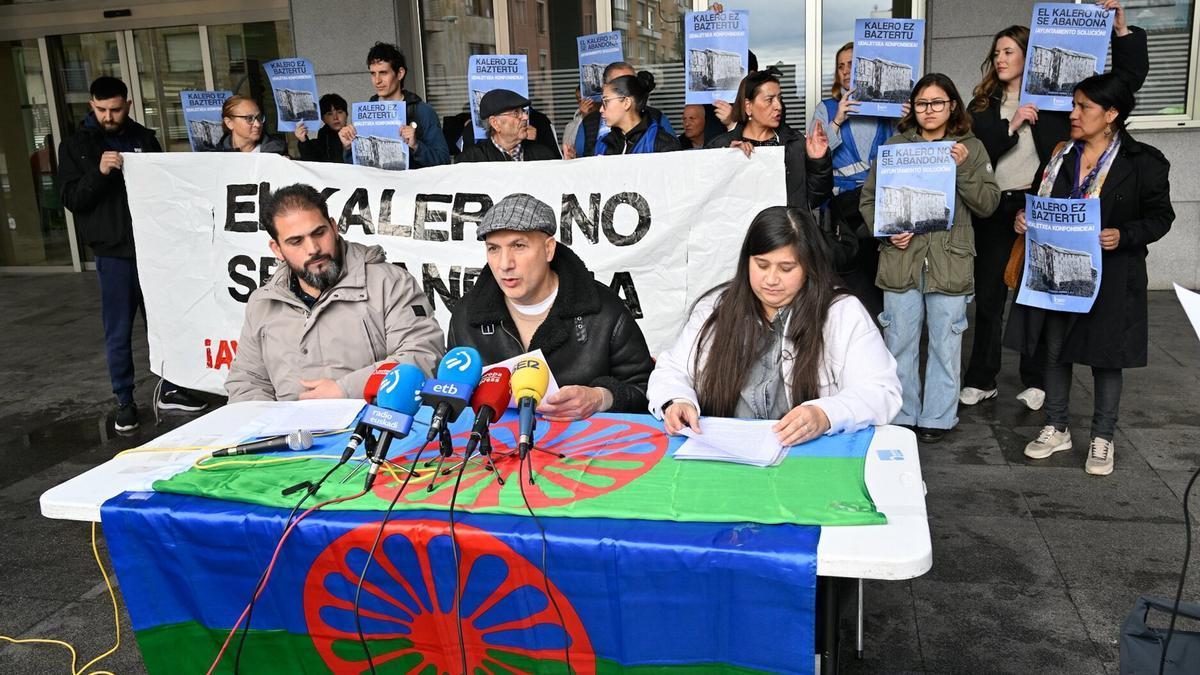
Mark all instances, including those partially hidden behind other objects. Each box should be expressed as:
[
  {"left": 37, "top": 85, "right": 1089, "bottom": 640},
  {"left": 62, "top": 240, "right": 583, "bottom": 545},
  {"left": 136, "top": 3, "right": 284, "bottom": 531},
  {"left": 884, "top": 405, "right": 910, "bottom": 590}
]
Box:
[
  {"left": 446, "top": 438, "right": 477, "bottom": 674},
  {"left": 232, "top": 456, "right": 350, "bottom": 674},
  {"left": 352, "top": 439, "right": 432, "bottom": 674},
  {"left": 1159, "top": 461, "right": 1200, "bottom": 675},
  {"left": 518, "top": 454, "right": 572, "bottom": 672}
]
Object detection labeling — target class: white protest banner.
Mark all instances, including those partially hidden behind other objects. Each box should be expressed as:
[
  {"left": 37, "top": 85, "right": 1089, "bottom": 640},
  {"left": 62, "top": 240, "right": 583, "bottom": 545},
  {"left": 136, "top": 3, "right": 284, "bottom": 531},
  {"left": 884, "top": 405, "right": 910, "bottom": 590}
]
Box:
[{"left": 123, "top": 150, "right": 785, "bottom": 394}]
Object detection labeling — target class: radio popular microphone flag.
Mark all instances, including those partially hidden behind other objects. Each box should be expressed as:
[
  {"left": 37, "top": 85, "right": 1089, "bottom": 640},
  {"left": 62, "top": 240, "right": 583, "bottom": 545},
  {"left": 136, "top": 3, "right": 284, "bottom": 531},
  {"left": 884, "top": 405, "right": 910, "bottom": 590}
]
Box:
[
  {"left": 361, "top": 364, "right": 426, "bottom": 489},
  {"left": 421, "top": 347, "right": 484, "bottom": 443},
  {"left": 511, "top": 357, "right": 550, "bottom": 459},
  {"left": 211, "top": 430, "right": 313, "bottom": 458},
  {"left": 468, "top": 368, "right": 512, "bottom": 449}
]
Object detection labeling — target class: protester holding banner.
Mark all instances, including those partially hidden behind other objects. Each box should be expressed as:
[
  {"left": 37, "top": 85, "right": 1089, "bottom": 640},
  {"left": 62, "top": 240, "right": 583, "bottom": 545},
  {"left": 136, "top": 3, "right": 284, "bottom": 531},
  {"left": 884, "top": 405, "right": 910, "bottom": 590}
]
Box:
[
  {"left": 296, "top": 93, "right": 349, "bottom": 163},
  {"left": 1004, "top": 73, "right": 1173, "bottom": 475},
  {"left": 217, "top": 96, "right": 288, "bottom": 155},
  {"left": 338, "top": 42, "right": 450, "bottom": 169},
  {"left": 455, "top": 89, "right": 557, "bottom": 163},
  {"left": 809, "top": 42, "right": 904, "bottom": 316},
  {"left": 962, "top": 0, "right": 1147, "bottom": 411},
  {"left": 860, "top": 73, "right": 1000, "bottom": 443},
  {"left": 448, "top": 193, "right": 655, "bottom": 419},
  {"left": 225, "top": 184, "right": 444, "bottom": 403},
  {"left": 595, "top": 72, "right": 681, "bottom": 155},
  {"left": 647, "top": 206, "right": 901, "bottom": 443}
]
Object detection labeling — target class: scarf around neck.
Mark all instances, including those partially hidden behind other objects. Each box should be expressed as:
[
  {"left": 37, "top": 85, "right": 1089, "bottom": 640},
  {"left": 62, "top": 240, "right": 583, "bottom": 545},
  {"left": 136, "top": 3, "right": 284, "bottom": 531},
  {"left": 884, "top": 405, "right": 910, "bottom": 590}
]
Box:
[{"left": 1037, "top": 135, "right": 1121, "bottom": 199}]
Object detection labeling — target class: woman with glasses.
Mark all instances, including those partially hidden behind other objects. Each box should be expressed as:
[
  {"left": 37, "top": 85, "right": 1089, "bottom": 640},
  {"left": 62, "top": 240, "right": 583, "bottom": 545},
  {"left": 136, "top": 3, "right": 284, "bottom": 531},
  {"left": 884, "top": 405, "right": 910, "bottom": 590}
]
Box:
[
  {"left": 961, "top": 0, "right": 1146, "bottom": 412},
  {"left": 217, "top": 96, "right": 288, "bottom": 155},
  {"left": 647, "top": 205, "right": 900, "bottom": 443},
  {"left": 708, "top": 69, "right": 832, "bottom": 211},
  {"left": 1004, "top": 73, "right": 1172, "bottom": 475},
  {"left": 595, "top": 72, "right": 680, "bottom": 155},
  {"left": 810, "top": 42, "right": 907, "bottom": 316},
  {"left": 860, "top": 73, "right": 1000, "bottom": 444}
]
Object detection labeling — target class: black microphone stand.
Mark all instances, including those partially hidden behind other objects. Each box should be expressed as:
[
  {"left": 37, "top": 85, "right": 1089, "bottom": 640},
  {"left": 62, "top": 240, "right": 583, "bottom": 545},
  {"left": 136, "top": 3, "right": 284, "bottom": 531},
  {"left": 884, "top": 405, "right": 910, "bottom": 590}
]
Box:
[
  {"left": 440, "top": 424, "right": 503, "bottom": 482},
  {"left": 425, "top": 425, "right": 459, "bottom": 492}
]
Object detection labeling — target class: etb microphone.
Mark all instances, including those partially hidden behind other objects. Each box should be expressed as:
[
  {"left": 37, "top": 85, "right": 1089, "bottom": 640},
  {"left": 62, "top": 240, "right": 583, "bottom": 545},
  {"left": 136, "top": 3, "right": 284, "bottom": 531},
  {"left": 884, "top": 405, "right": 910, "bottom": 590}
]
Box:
[
  {"left": 211, "top": 430, "right": 313, "bottom": 458},
  {"left": 511, "top": 357, "right": 550, "bottom": 459},
  {"left": 421, "top": 347, "right": 483, "bottom": 443},
  {"left": 362, "top": 364, "right": 426, "bottom": 489}
]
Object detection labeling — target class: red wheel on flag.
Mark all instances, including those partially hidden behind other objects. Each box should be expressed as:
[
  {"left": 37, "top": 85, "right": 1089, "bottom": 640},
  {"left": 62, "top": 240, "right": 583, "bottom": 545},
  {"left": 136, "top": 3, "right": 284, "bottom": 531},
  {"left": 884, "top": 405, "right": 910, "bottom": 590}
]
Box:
[
  {"left": 371, "top": 417, "right": 668, "bottom": 509},
  {"left": 304, "top": 519, "right": 595, "bottom": 674}
]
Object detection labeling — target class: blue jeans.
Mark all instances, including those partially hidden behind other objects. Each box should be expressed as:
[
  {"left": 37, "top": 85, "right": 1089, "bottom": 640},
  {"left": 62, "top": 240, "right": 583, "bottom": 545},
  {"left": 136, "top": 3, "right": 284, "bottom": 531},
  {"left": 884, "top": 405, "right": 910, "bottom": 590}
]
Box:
[
  {"left": 880, "top": 287, "right": 969, "bottom": 430},
  {"left": 95, "top": 255, "right": 179, "bottom": 405}
]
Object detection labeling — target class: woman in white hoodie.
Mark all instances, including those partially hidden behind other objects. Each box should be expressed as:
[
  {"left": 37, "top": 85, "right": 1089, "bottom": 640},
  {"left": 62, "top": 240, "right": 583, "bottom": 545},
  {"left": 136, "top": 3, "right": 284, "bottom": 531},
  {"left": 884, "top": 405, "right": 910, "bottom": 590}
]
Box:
[{"left": 647, "top": 206, "right": 901, "bottom": 445}]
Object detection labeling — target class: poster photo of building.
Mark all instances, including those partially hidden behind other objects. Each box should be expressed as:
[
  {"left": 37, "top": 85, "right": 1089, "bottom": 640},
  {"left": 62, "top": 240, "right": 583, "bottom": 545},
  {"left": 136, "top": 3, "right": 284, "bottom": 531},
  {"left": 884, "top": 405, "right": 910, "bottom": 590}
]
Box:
[
  {"left": 687, "top": 47, "right": 745, "bottom": 91},
  {"left": 878, "top": 185, "right": 951, "bottom": 234},
  {"left": 854, "top": 57, "right": 913, "bottom": 104},
  {"left": 1025, "top": 240, "right": 1099, "bottom": 297},
  {"left": 353, "top": 135, "right": 408, "bottom": 170},
  {"left": 274, "top": 87, "right": 318, "bottom": 122},
  {"left": 1026, "top": 46, "right": 1097, "bottom": 96}
]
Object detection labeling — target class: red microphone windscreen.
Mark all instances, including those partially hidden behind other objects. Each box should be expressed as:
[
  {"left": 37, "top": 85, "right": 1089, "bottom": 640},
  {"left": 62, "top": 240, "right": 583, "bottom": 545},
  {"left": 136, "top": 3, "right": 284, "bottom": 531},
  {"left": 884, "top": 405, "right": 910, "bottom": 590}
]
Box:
[
  {"left": 471, "top": 367, "right": 512, "bottom": 414},
  {"left": 362, "top": 362, "right": 399, "bottom": 403}
]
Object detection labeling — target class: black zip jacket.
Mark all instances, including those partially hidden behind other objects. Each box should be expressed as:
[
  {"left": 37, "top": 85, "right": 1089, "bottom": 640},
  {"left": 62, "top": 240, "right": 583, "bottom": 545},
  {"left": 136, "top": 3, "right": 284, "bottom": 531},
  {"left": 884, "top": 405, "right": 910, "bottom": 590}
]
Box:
[
  {"left": 597, "top": 114, "right": 681, "bottom": 155},
  {"left": 454, "top": 137, "right": 559, "bottom": 163},
  {"left": 971, "top": 26, "right": 1149, "bottom": 185},
  {"left": 298, "top": 124, "right": 346, "bottom": 163},
  {"left": 58, "top": 114, "right": 162, "bottom": 258},
  {"left": 447, "top": 245, "right": 654, "bottom": 413}
]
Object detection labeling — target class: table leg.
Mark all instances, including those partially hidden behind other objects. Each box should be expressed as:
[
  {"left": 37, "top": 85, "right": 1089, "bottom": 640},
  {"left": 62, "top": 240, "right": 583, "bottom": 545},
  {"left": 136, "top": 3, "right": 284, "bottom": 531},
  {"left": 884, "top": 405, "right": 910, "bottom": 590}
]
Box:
[
  {"left": 856, "top": 578, "right": 864, "bottom": 659},
  {"left": 818, "top": 576, "right": 839, "bottom": 675}
]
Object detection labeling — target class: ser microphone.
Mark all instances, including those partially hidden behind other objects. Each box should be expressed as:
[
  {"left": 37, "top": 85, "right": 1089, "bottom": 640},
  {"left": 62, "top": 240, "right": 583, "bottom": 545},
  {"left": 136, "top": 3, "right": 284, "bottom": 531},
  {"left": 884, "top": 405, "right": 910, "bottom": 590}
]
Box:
[
  {"left": 511, "top": 357, "right": 550, "bottom": 459},
  {"left": 339, "top": 362, "right": 400, "bottom": 463},
  {"left": 363, "top": 364, "right": 426, "bottom": 490},
  {"left": 212, "top": 430, "right": 313, "bottom": 458},
  {"left": 421, "top": 347, "right": 484, "bottom": 444},
  {"left": 464, "top": 368, "right": 512, "bottom": 458}
]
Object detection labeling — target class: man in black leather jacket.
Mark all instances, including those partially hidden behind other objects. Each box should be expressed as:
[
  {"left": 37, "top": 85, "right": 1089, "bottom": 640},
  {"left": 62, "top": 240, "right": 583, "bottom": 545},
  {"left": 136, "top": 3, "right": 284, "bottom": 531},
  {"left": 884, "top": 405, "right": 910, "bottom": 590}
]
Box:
[{"left": 447, "top": 193, "right": 654, "bottom": 420}]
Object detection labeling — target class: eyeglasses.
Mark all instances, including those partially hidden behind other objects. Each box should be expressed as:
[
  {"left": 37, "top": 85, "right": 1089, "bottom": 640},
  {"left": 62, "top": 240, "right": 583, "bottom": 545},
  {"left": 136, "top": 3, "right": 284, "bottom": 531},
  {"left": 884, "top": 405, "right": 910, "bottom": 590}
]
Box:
[
  {"left": 230, "top": 113, "right": 267, "bottom": 124},
  {"left": 496, "top": 107, "right": 530, "bottom": 118},
  {"left": 600, "top": 95, "right": 627, "bottom": 108},
  {"left": 914, "top": 99, "right": 949, "bottom": 112}
]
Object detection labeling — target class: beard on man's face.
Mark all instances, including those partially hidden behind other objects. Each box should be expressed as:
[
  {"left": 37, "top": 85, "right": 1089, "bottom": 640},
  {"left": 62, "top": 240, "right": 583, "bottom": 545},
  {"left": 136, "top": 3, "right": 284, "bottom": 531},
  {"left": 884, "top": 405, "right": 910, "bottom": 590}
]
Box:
[{"left": 291, "top": 243, "right": 345, "bottom": 292}]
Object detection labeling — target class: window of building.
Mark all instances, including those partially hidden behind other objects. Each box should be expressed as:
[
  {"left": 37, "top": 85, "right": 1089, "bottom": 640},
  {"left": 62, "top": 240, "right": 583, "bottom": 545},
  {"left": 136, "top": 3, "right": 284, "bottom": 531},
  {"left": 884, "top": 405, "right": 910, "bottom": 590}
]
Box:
[
  {"left": 1123, "top": 0, "right": 1196, "bottom": 120},
  {"left": 537, "top": 0, "right": 547, "bottom": 34}
]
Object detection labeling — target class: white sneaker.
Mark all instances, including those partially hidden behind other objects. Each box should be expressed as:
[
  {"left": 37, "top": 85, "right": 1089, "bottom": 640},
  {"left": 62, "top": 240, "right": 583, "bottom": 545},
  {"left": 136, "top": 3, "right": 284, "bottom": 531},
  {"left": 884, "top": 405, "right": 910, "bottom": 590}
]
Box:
[
  {"left": 1085, "top": 438, "right": 1115, "bottom": 476},
  {"left": 1024, "top": 425, "right": 1072, "bottom": 459},
  {"left": 959, "top": 387, "right": 999, "bottom": 405},
  {"left": 1016, "top": 387, "right": 1046, "bottom": 411}
]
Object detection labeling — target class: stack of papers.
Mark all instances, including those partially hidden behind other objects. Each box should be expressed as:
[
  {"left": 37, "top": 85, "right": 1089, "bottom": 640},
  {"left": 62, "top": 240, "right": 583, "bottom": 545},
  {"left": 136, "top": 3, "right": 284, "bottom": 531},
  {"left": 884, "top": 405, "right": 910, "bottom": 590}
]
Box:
[{"left": 675, "top": 418, "right": 787, "bottom": 467}]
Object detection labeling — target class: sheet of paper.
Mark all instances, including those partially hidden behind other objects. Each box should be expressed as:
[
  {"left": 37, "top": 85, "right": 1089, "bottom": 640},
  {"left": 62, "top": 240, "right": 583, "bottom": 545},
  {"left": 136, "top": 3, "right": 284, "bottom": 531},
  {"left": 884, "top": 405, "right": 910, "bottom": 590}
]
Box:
[
  {"left": 676, "top": 418, "right": 785, "bottom": 467},
  {"left": 483, "top": 348, "right": 562, "bottom": 408},
  {"left": 1174, "top": 284, "right": 1200, "bottom": 343},
  {"left": 141, "top": 399, "right": 364, "bottom": 449}
]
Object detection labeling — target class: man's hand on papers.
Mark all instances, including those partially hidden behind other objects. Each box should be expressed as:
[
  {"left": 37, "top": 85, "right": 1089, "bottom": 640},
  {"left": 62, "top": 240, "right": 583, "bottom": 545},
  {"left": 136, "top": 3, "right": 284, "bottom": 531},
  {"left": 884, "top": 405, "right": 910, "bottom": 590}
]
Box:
[
  {"left": 298, "top": 378, "right": 346, "bottom": 400},
  {"left": 538, "top": 385, "right": 610, "bottom": 421},
  {"left": 773, "top": 405, "right": 831, "bottom": 446},
  {"left": 663, "top": 401, "right": 701, "bottom": 436}
]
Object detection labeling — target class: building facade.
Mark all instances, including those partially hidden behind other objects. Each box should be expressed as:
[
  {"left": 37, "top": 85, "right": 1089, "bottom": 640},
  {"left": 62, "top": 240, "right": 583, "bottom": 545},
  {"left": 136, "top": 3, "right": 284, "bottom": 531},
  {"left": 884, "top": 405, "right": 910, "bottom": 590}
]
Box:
[{"left": 1, "top": 0, "right": 1197, "bottom": 288}]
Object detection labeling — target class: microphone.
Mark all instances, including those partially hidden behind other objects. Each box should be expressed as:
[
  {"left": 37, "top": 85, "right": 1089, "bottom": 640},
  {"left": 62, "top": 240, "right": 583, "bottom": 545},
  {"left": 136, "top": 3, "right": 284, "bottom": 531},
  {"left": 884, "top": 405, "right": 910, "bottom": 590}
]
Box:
[
  {"left": 362, "top": 364, "right": 425, "bottom": 489},
  {"left": 212, "top": 430, "right": 313, "bottom": 458},
  {"left": 511, "top": 357, "right": 550, "bottom": 459},
  {"left": 420, "top": 347, "right": 484, "bottom": 444},
  {"left": 339, "top": 362, "right": 400, "bottom": 463},
  {"left": 464, "top": 368, "right": 512, "bottom": 458}
]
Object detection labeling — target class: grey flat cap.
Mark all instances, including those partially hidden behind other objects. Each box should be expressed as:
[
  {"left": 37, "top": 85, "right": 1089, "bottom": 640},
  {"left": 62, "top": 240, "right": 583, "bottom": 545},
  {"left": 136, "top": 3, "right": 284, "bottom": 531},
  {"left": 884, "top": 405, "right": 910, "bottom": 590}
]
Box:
[
  {"left": 478, "top": 89, "right": 530, "bottom": 120},
  {"left": 477, "top": 193, "right": 557, "bottom": 240}
]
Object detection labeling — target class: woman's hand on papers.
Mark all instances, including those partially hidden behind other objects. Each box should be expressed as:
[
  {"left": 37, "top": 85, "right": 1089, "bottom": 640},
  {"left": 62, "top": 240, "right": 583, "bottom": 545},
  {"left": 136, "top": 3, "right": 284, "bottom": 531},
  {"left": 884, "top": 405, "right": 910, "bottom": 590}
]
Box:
[
  {"left": 889, "top": 232, "right": 914, "bottom": 250},
  {"left": 774, "top": 405, "right": 831, "bottom": 447},
  {"left": 950, "top": 142, "right": 969, "bottom": 166},
  {"left": 1008, "top": 104, "right": 1039, "bottom": 134},
  {"left": 295, "top": 122, "right": 309, "bottom": 142},
  {"left": 338, "top": 124, "right": 357, "bottom": 150},
  {"left": 1014, "top": 208, "right": 1028, "bottom": 234},
  {"left": 1100, "top": 227, "right": 1121, "bottom": 251},
  {"left": 663, "top": 401, "right": 700, "bottom": 436},
  {"left": 1102, "top": 0, "right": 1129, "bottom": 36}
]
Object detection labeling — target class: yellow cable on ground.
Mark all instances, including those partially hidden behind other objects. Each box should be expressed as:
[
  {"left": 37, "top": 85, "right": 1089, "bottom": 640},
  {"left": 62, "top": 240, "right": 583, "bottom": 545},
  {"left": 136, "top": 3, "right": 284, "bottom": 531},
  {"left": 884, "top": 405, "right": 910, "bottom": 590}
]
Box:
[{"left": 0, "top": 522, "right": 120, "bottom": 675}]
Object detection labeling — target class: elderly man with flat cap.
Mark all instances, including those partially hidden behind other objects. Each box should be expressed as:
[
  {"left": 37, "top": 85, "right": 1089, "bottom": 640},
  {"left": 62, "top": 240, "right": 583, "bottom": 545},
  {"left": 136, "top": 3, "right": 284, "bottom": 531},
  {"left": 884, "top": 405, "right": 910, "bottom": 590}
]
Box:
[
  {"left": 448, "top": 193, "right": 654, "bottom": 420},
  {"left": 455, "top": 89, "right": 559, "bottom": 163}
]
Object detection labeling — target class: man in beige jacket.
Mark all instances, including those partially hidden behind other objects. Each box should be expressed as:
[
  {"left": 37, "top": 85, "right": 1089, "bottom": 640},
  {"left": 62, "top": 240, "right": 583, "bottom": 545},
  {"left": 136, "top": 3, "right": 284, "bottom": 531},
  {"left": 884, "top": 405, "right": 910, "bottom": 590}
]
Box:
[{"left": 225, "top": 184, "right": 444, "bottom": 402}]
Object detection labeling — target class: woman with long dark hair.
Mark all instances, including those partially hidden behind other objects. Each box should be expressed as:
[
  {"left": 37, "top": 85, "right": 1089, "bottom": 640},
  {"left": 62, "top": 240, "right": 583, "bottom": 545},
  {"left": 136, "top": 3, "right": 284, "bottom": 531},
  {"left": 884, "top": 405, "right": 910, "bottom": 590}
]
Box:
[
  {"left": 595, "top": 72, "right": 680, "bottom": 155},
  {"left": 1004, "top": 72, "right": 1173, "bottom": 476},
  {"left": 708, "top": 69, "right": 832, "bottom": 211},
  {"left": 961, "top": 1, "right": 1146, "bottom": 411},
  {"left": 647, "top": 206, "right": 900, "bottom": 444},
  {"left": 860, "top": 73, "right": 1000, "bottom": 444}
]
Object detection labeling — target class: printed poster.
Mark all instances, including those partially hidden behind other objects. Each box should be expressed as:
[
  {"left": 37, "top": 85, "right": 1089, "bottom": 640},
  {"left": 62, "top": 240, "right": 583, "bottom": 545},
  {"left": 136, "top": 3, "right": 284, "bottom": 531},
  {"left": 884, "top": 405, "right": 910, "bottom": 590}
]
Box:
[
  {"left": 1017, "top": 194, "right": 1102, "bottom": 313},
  {"left": 350, "top": 101, "right": 408, "bottom": 171},
  {"left": 180, "top": 90, "right": 231, "bottom": 152},
  {"left": 468, "top": 55, "right": 529, "bottom": 141},
  {"left": 263, "top": 58, "right": 321, "bottom": 132},
  {"left": 1020, "top": 3, "right": 1115, "bottom": 112},
  {"left": 873, "top": 141, "right": 956, "bottom": 236},
  {"left": 684, "top": 10, "right": 750, "bottom": 105},
  {"left": 577, "top": 32, "right": 623, "bottom": 101},
  {"left": 850, "top": 18, "right": 925, "bottom": 118}
]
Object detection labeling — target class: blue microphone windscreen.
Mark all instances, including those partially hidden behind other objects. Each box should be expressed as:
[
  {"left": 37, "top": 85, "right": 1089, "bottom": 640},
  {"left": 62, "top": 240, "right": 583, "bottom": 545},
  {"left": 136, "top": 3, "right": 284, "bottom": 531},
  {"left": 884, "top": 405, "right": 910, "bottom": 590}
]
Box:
[
  {"left": 437, "top": 347, "right": 483, "bottom": 386},
  {"left": 375, "top": 364, "right": 426, "bottom": 415}
]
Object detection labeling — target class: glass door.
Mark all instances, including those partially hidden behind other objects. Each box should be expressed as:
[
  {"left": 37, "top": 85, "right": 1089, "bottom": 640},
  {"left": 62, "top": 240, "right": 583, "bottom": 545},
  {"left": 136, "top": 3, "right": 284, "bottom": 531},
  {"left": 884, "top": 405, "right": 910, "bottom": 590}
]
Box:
[{"left": 130, "top": 26, "right": 207, "bottom": 153}]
